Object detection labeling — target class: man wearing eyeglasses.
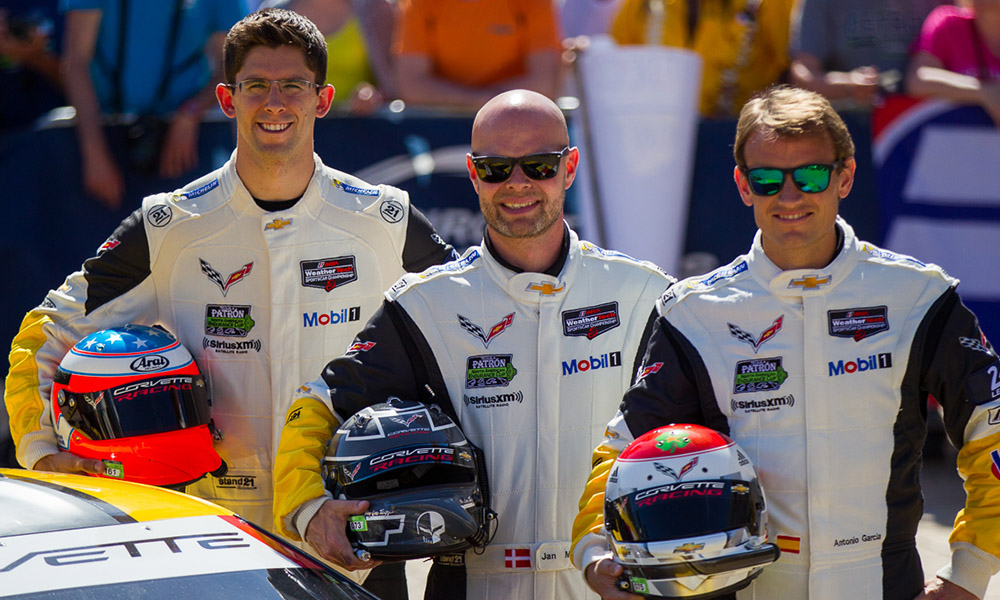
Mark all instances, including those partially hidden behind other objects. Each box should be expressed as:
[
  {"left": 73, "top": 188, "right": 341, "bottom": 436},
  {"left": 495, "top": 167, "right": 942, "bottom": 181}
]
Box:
[
  {"left": 573, "top": 85, "right": 1000, "bottom": 599},
  {"left": 5, "top": 7, "right": 455, "bottom": 540},
  {"left": 272, "top": 89, "right": 674, "bottom": 599}
]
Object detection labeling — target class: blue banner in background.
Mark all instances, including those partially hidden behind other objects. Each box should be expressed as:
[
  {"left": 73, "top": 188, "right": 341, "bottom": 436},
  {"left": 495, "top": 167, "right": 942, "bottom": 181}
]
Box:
[{"left": 873, "top": 98, "right": 1000, "bottom": 345}]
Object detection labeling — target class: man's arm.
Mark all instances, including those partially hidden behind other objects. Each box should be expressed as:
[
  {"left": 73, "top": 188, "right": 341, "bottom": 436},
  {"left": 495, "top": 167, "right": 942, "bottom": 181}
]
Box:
[
  {"left": 61, "top": 9, "right": 124, "bottom": 209},
  {"left": 272, "top": 298, "right": 442, "bottom": 567},
  {"left": 905, "top": 52, "right": 1000, "bottom": 128},
  {"left": 573, "top": 314, "right": 719, "bottom": 597},
  {"left": 401, "top": 205, "right": 458, "bottom": 272},
  {"left": 5, "top": 209, "right": 156, "bottom": 471},
  {"left": 918, "top": 289, "right": 1000, "bottom": 598}
]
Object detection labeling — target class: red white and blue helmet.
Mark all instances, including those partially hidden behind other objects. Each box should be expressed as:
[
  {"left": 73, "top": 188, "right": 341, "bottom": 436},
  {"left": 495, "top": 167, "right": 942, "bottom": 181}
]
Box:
[
  {"left": 50, "top": 324, "right": 226, "bottom": 487},
  {"left": 604, "top": 424, "right": 779, "bottom": 598}
]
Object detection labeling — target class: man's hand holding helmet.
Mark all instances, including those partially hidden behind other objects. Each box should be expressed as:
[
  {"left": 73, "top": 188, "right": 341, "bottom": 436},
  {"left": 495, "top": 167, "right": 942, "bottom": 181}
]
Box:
[
  {"left": 34, "top": 451, "right": 105, "bottom": 475},
  {"left": 305, "top": 498, "right": 381, "bottom": 570},
  {"left": 585, "top": 557, "right": 643, "bottom": 599}
]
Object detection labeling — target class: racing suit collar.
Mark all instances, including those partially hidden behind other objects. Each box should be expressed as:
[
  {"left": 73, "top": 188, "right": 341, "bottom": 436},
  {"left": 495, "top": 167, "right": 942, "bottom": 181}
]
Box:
[
  {"left": 749, "top": 217, "right": 859, "bottom": 298},
  {"left": 482, "top": 222, "right": 570, "bottom": 277}
]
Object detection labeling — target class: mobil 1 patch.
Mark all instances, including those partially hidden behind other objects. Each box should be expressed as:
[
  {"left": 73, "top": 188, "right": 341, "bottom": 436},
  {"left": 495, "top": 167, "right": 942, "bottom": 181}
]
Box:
[{"left": 828, "top": 306, "right": 888, "bottom": 341}]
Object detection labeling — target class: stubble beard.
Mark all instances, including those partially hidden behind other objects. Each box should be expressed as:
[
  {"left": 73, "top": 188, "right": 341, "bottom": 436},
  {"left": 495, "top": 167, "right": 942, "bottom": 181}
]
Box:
[{"left": 481, "top": 191, "right": 563, "bottom": 240}]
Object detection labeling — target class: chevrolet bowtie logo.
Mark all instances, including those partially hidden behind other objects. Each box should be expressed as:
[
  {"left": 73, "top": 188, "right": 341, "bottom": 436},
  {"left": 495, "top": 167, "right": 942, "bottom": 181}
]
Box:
[
  {"left": 673, "top": 542, "right": 705, "bottom": 553},
  {"left": 526, "top": 282, "right": 565, "bottom": 295},
  {"left": 265, "top": 218, "right": 292, "bottom": 231},
  {"left": 788, "top": 275, "right": 831, "bottom": 289}
]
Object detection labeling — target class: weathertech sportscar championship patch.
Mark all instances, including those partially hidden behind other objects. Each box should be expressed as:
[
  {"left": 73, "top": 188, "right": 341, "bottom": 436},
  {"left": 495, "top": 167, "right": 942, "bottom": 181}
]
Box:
[
  {"left": 562, "top": 302, "right": 620, "bottom": 339},
  {"left": 300, "top": 256, "right": 357, "bottom": 291},
  {"left": 827, "top": 306, "right": 889, "bottom": 341}
]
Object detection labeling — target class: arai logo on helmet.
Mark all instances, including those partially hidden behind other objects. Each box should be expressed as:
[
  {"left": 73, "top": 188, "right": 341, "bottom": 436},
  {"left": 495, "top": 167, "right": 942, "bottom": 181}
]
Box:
[{"left": 130, "top": 354, "right": 169, "bottom": 372}]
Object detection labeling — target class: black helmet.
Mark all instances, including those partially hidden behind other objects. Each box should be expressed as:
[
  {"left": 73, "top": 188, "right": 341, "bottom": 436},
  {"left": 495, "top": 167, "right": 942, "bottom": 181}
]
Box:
[{"left": 324, "top": 398, "right": 494, "bottom": 560}]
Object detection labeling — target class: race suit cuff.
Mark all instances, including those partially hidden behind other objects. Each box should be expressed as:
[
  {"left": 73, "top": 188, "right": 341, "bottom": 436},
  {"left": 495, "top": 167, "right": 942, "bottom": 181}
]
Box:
[
  {"left": 937, "top": 542, "right": 1000, "bottom": 599},
  {"left": 21, "top": 439, "right": 60, "bottom": 471},
  {"left": 573, "top": 532, "right": 612, "bottom": 570},
  {"left": 294, "top": 493, "right": 332, "bottom": 539}
]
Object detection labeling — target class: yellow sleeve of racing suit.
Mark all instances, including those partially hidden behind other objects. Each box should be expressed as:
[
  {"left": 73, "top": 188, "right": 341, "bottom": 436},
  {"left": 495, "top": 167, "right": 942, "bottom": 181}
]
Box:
[
  {"left": 571, "top": 440, "right": 620, "bottom": 566},
  {"left": 273, "top": 389, "right": 340, "bottom": 540},
  {"left": 571, "top": 411, "right": 635, "bottom": 570},
  {"left": 945, "top": 412, "right": 1000, "bottom": 595},
  {"left": 5, "top": 311, "right": 63, "bottom": 469}
]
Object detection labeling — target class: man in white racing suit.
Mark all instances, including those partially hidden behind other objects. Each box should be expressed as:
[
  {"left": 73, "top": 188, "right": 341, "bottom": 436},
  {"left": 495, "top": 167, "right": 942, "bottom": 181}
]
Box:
[
  {"left": 272, "top": 89, "right": 675, "bottom": 599},
  {"left": 573, "top": 86, "right": 1000, "bottom": 599},
  {"left": 4, "top": 8, "right": 455, "bottom": 535}
]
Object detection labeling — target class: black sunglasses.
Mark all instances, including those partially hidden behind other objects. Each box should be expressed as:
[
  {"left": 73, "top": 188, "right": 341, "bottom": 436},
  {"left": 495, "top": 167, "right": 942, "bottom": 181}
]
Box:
[
  {"left": 471, "top": 147, "right": 570, "bottom": 183},
  {"left": 742, "top": 161, "right": 845, "bottom": 196}
]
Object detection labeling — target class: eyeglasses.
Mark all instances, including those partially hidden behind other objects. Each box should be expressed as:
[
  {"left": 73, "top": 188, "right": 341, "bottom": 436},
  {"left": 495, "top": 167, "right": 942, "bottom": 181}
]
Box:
[
  {"left": 470, "top": 147, "right": 570, "bottom": 183},
  {"left": 742, "top": 161, "right": 845, "bottom": 196},
  {"left": 227, "top": 78, "right": 322, "bottom": 97}
]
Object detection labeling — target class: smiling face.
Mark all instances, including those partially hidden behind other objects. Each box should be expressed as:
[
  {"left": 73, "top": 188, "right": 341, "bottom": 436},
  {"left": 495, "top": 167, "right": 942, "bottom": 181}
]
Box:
[
  {"left": 216, "top": 45, "right": 333, "bottom": 170},
  {"left": 467, "top": 98, "right": 578, "bottom": 244},
  {"left": 734, "top": 129, "right": 855, "bottom": 270}
]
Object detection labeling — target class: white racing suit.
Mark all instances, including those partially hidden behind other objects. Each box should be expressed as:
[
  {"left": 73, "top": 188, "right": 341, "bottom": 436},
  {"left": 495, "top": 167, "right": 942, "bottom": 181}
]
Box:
[
  {"left": 5, "top": 151, "right": 456, "bottom": 530},
  {"left": 274, "top": 226, "right": 674, "bottom": 599},
  {"left": 572, "top": 218, "right": 1000, "bottom": 599}
]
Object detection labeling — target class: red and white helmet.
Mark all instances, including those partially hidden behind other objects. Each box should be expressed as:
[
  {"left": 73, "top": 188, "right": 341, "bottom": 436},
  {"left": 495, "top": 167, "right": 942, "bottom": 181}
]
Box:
[
  {"left": 51, "top": 324, "right": 226, "bottom": 488},
  {"left": 604, "top": 424, "right": 779, "bottom": 598}
]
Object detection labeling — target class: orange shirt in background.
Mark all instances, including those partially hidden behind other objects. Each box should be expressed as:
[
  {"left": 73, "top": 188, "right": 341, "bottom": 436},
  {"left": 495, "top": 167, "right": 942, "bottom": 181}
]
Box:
[{"left": 395, "top": 0, "right": 562, "bottom": 89}]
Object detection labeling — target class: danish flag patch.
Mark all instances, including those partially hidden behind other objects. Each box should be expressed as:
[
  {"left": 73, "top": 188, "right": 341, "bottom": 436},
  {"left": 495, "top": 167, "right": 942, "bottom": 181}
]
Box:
[{"left": 504, "top": 547, "right": 531, "bottom": 569}]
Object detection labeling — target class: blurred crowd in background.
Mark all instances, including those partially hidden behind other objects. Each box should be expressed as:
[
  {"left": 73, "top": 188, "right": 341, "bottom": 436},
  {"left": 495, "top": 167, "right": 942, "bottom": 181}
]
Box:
[{"left": 3, "top": 0, "right": 999, "bottom": 150}]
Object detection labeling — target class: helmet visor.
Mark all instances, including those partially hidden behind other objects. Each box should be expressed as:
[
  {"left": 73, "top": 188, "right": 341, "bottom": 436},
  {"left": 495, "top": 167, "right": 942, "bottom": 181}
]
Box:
[
  {"left": 607, "top": 479, "right": 762, "bottom": 543},
  {"left": 59, "top": 374, "right": 210, "bottom": 441}
]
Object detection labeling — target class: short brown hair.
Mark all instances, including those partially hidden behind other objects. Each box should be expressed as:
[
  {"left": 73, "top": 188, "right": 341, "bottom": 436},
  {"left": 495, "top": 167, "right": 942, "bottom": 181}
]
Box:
[
  {"left": 223, "top": 8, "right": 327, "bottom": 84},
  {"left": 733, "top": 85, "right": 855, "bottom": 167}
]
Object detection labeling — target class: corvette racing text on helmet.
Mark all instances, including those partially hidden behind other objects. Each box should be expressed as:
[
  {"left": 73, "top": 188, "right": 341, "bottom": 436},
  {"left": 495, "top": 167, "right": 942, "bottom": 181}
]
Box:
[
  {"left": 604, "top": 424, "right": 779, "bottom": 598},
  {"left": 51, "top": 324, "right": 226, "bottom": 488},
  {"left": 325, "top": 398, "right": 495, "bottom": 560}
]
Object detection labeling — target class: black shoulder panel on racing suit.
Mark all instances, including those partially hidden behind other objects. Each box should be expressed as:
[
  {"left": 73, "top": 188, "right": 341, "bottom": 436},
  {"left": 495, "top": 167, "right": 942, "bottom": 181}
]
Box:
[
  {"left": 401, "top": 205, "right": 458, "bottom": 272},
  {"left": 621, "top": 314, "right": 730, "bottom": 439},
  {"left": 83, "top": 208, "right": 151, "bottom": 315}
]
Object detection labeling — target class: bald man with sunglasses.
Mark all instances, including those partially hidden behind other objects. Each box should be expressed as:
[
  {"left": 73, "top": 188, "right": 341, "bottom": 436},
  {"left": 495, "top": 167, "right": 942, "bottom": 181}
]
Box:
[
  {"left": 272, "top": 89, "right": 674, "bottom": 599},
  {"left": 573, "top": 85, "right": 1000, "bottom": 599}
]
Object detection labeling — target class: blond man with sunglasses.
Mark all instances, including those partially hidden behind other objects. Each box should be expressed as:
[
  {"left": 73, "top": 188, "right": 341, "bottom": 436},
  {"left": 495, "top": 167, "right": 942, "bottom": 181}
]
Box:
[
  {"left": 573, "top": 85, "right": 1000, "bottom": 599},
  {"left": 273, "top": 89, "right": 674, "bottom": 599}
]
